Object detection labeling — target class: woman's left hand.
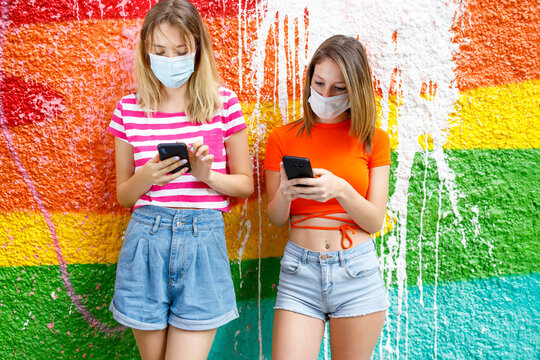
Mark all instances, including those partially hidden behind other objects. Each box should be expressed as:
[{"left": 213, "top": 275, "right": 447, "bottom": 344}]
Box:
[
  {"left": 189, "top": 140, "right": 214, "bottom": 182},
  {"left": 288, "top": 168, "right": 347, "bottom": 203}
]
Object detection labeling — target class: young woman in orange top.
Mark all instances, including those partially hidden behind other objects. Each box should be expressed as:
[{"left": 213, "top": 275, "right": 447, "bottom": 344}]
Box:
[{"left": 265, "top": 35, "right": 391, "bottom": 359}]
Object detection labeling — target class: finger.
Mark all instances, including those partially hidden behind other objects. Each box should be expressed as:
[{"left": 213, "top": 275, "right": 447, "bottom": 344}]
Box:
[
  {"left": 195, "top": 145, "right": 210, "bottom": 157},
  {"left": 312, "top": 168, "right": 329, "bottom": 177},
  {"left": 189, "top": 140, "right": 203, "bottom": 153},
  {"left": 149, "top": 153, "right": 161, "bottom": 163},
  {"left": 160, "top": 156, "right": 183, "bottom": 168},
  {"left": 167, "top": 166, "right": 190, "bottom": 180},
  {"left": 201, "top": 154, "right": 214, "bottom": 163},
  {"left": 162, "top": 159, "right": 188, "bottom": 174}
]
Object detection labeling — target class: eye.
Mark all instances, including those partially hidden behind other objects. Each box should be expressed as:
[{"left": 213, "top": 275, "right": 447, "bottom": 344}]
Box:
[
  {"left": 334, "top": 86, "right": 346, "bottom": 92},
  {"left": 154, "top": 52, "right": 165, "bottom": 56},
  {"left": 176, "top": 51, "right": 188, "bottom": 56},
  {"left": 314, "top": 81, "right": 324, "bottom": 86}
]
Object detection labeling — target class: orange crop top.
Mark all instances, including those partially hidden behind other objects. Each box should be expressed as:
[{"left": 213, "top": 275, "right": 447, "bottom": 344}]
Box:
[{"left": 264, "top": 119, "right": 391, "bottom": 248}]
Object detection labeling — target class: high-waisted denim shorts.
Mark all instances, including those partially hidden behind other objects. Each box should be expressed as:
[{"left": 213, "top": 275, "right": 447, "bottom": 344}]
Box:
[
  {"left": 275, "top": 240, "right": 387, "bottom": 321},
  {"left": 109, "top": 205, "right": 238, "bottom": 331}
]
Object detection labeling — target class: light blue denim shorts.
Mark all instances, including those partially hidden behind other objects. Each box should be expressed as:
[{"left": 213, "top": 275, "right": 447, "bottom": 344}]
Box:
[
  {"left": 275, "top": 240, "right": 387, "bottom": 321},
  {"left": 109, "top": 205, "right": 238, "bottom": 331}
]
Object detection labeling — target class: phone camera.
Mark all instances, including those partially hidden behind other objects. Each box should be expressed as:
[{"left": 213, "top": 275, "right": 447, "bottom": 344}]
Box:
[
  {"left": 159, "top": 147, "right": 167, "bottom": 154},
  {"left": 293, "top": 162, "right": 303, "bottom": 168}
]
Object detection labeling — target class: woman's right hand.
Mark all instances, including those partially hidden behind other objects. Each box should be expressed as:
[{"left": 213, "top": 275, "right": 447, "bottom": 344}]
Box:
[{"left": 138, "top": 154, "right": 189, "bottom": 186}]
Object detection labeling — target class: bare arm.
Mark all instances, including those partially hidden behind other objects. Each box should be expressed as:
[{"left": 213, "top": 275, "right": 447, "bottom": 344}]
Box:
[
  {"left": 114, "top": 138, "right": 188, "bottom": 208},
  {"left": 191, "top": 129, "right": 253, "bottom": 198},
  {"left": 266, "top": 165, "right": 290, "bottom": 227}
]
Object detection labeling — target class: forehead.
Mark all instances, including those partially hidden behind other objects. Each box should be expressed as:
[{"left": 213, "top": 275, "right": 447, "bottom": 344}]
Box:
[
  {"left": 150, "top": 22, "right": 189, "bottom": 47},
  {"left": 313, "top": 58, "right": 345, "bottom": 83}
]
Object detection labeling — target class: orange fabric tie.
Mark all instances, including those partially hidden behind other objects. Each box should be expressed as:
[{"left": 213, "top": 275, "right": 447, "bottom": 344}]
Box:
[{"left": 290, "top": 211, "right": 360, "bottom": 249}]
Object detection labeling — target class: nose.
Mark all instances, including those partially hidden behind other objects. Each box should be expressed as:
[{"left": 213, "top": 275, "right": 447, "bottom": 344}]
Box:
[{"left": 321, "top": 87, "right": 332, "bottom": 98}]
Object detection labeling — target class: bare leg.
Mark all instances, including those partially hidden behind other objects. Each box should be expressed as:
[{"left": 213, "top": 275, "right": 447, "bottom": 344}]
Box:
[
  {"left": 272, "top": 309, "right": 325, "bottom": 360},
  {"left": 132, "top": 328, "right": 168, "bottom": 360},
  {"left": 164, "top": 326, "right": 217, "bottom": 360},
  {"left": 329, "top": 311, "right": 386, "bottom": 360}
]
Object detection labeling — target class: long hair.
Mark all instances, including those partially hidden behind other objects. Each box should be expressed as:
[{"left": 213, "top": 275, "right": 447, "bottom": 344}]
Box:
[
  {"left": 134, "top": 0, "right": 222, "bottom": 123},
  {"left": 299, "top": 35, "right": 377, "bottom": 152}
]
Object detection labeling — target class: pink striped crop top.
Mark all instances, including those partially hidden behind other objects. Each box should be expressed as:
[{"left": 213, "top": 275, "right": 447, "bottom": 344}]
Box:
[{"left": 107, "top": 87, "right": 247, "bottom": 211}]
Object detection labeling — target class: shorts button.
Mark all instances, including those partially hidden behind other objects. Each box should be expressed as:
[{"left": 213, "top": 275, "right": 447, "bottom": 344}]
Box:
[
  {"left": 320, "top": 254, "right": 327, "bottom": 260},
  {"left": 176, "top": 221, "right": 182, "bottom": 226}
]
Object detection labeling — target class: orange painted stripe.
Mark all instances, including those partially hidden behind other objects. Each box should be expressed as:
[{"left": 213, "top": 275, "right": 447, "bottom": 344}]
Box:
[{"left": 453, "top": 0, "right": 540, "bottom": 91}]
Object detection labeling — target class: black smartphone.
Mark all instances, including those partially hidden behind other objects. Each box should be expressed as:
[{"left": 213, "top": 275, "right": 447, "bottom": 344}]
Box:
[
  {"left": 157, "top": 143, "right": 191, "bottom": 173},
  {"left": 282, "top": 155, "right": 313, "bottom": 186}
]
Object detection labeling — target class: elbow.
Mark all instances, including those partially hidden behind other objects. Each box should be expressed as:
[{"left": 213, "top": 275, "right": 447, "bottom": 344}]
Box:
[
  {"left": 238, "top": 177, "right": 255, "bottom": 198},
  {"left": 116, "top": 194, "right": 134, "bottom": 209}
]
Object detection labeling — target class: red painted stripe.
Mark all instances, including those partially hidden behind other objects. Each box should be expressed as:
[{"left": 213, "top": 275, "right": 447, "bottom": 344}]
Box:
[
  {"left": 0, "top": 73, "right": 64, "bottom": 127},
  {"left": 6, "top": 0, "right": 258, "bottom": 26}
]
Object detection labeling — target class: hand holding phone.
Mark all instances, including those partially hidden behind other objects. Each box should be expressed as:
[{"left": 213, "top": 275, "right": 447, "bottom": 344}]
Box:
[
  {"left": 157, "top": 143, "right": 191, "bottom": 173},
  {"left": 282, "top": 155, "right": 313, "bottom": 187}
]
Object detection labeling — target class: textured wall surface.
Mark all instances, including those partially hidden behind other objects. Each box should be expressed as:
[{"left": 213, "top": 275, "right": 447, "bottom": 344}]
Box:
[{"left": 0, "top": 0, "right": 538, "bottom": 359}]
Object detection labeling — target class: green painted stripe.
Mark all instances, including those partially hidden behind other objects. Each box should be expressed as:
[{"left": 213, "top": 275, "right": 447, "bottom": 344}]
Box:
[
  {"left": 3, "top": 264, "right": 535, "bottom": 358},
  {"left": 389, "top": 148, "right": 540, "bottom": 285}
]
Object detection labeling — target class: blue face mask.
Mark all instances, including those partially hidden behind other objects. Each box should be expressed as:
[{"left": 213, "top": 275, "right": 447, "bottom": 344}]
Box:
[{"left": 148, "top": 52, "right": 195, "bottom": 88}]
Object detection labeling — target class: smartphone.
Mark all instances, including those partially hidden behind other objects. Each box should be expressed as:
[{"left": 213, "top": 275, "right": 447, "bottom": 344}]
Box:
[
  {"left": 157, "top": 143, "right": 191, "bottom": 173},
  {"left": 282, "top": 155, "right": 313, "bottom": 186}
]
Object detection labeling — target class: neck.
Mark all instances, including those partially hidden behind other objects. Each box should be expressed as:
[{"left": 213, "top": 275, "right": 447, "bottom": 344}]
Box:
[
  {"left": 159, "top": 82, "right": 189, "bottom": 113},
  {"left": 315, "top": 112, "right": 348, "bottom": 124}
]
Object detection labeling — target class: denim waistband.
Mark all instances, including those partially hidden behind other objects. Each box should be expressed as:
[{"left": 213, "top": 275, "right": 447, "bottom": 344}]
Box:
[
  {"left": 284, "top": 238, "right": 377, "bottom": 265},
  {"left": 130, "top": 205, "right": 223, "bottom": 230}
]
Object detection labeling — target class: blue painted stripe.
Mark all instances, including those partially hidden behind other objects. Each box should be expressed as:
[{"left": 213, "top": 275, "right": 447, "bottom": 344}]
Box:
[{"left": 209, "top": 273, "right": 540, "bottom": 359}]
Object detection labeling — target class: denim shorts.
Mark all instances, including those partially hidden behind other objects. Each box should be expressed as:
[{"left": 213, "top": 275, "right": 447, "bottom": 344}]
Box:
[
  {"left": 275, "top": 240, "right": 387, "bottom": 321},
  {"left": 109, "top": 205, "right": 238, "bottom": 331}
]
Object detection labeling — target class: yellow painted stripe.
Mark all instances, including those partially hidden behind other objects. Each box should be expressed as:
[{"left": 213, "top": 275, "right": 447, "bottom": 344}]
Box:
[
  {"left": 0, "top": 212, "right": 127, "bottom": 267},
  {"left": 0, "top": 200, "right": 287, "bottom": 267},
  {"left": 1, "top": 199, "right": 394, "bottom": 267},
  {"left": 448, "top": 79, "right": 540, "bottom": 149},
  {"left": 242, "top": 79, "right": 540, "bottom": 151}
]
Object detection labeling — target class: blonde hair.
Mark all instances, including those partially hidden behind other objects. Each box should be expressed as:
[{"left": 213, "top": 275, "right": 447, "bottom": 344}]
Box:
[
  {"left": 134, "top": 0, "right": 222, "bottom": 123},
  {"left": 299, "top": 35, "right": 377, "bottom": 152}
]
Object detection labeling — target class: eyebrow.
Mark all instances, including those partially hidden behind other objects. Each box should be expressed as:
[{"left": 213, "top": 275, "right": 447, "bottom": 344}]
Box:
[
  {"left": 313, "top": 74, "right": 346, "bottom": 85},
  {"left": 152, "top": 44, "right": 188, "bottom": 49}
]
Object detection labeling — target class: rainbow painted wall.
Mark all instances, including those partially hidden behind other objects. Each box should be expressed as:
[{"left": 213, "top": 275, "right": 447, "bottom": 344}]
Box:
[{"left": 0, "top": 0, "right": 538, "bottom": 358}]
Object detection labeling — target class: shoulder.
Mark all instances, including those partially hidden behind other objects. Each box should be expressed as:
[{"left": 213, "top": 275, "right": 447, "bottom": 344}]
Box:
[
  {"left": 270, "top": 121, "right": 302, "bottom": 138},
  {"left": 218, "top": 86, "right": 239, "bottom": 106},
  {"left": 373, "top": 127, "right": 390, "bottom": 148}
]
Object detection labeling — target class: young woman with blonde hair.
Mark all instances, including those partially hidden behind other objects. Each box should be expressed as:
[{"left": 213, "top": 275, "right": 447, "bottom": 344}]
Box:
[
  {"left": 108, "top": 1, "right": 253, "bottom": 359},
  {"left": 265, "top": 34, "right": 390, "bottom": 359}
]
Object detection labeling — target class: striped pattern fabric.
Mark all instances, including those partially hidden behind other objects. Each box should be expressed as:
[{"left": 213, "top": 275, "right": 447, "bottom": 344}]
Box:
[{"left": 107, "top": 87, "right": 247, "bottom": 211}]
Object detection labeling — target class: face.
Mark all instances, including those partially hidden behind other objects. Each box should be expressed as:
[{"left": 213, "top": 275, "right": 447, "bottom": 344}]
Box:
[
  {"left": 149, "top": 22, "right": 192, "bottom": 57},
  {"left": 310, "top": 57, "right": 347, "bottom": 98}
]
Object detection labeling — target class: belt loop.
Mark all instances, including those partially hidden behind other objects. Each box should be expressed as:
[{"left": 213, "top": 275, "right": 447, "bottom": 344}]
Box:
[
  {"left": 302, "top": 249, "right": 307, "bottom": 265},
  {"left": 150, "top": 215, "right": 161, "bottom": 235},
  {"left": 192, "top": 218, "right": 198, "bottom": 237},
  {"left": 338, "top": 250, "right": 345, "bottom": 267}
]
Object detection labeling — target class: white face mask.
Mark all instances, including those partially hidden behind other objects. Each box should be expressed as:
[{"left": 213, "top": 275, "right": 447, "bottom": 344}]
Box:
[
  {"left": 308, "top": 86, "right": 350, "bottom": 120},
  {"left": 149, "top": 52, "right": 195, "bottom": 88}
]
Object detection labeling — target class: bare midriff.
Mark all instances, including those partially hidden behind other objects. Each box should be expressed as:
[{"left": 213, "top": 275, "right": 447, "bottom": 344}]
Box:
[{"left": 289, "top": 211, "right": 372, "bottom": 252}]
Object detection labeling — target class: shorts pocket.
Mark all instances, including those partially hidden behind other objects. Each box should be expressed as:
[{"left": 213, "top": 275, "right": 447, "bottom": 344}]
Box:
[
  {"left": 280, "top": 252, "right": 302, "bottom": 275},
  {"left": 343, "top": 251, "right": 380, "bottom": 279},
  {"left": 211, "top": 228, "right": 229, "bottom": 263}
]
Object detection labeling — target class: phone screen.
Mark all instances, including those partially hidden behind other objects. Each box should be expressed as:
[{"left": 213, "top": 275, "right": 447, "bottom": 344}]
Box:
[{"left": 157, "top": 143, "right": 191, "bottom": 173}]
